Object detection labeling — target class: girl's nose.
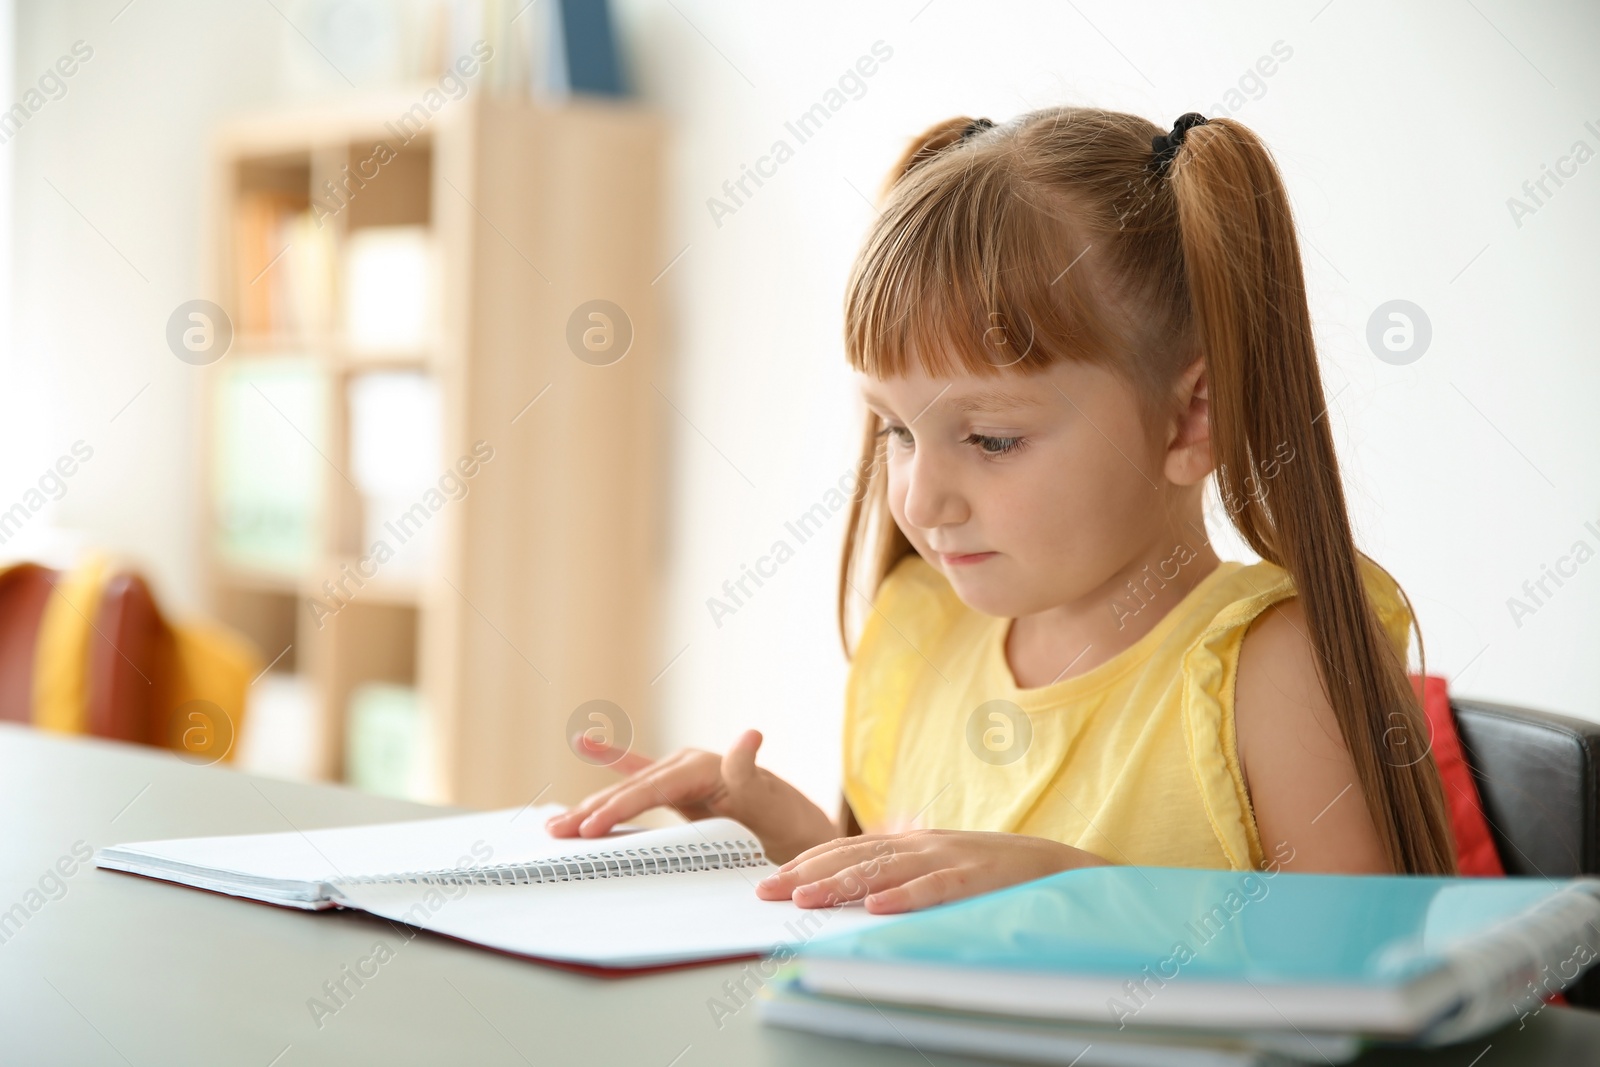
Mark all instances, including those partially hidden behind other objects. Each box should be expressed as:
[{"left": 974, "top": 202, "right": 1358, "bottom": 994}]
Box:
[{"left": 901, "top": 450, "right": 968, "bottom": 531}]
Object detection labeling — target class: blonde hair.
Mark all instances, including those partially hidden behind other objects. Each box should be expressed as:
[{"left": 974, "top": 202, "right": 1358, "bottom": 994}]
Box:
[{"left": 835, "top": 108, "right": 1456, "bottom": 875}]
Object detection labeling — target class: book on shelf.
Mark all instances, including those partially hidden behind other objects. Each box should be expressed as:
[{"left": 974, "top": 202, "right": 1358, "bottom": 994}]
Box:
[
  {"left": 341, "top": 225, "right": 436, "bottom": 354},
  {"left": 211, "top": 356, "right": 325, "bottom": 577},
  {"left": 347, "top": 370, "right": 442, "bottom": 575},
  {"left": 344, "top": 682, "right": 431, "bottom": 801},
  {"left": 233, "top": 190, "right": 334, "bottom": 338}
]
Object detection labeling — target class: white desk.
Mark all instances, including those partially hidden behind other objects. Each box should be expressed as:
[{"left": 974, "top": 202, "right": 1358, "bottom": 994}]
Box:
[{"left": 2, "top": 724, "right": 1598, "bottom": 1066}]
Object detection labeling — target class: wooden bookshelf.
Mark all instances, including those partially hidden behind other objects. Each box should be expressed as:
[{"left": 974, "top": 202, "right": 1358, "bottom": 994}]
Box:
[{"left": 199, "top": 89, "right": 666, "bottom": 809}]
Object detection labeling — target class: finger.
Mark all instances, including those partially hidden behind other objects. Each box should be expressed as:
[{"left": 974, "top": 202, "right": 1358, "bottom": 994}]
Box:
[
  {"left": 862, "top": 867, "right": 969, "bottom": 914},
  {"left": 720, "top": 729, "right": 762, "bottom": 788},
  {"left": 759, "top": 837, "right": 898, "bottom": 894},
  {"left": 545, "top": 773, "right": 653, "bottom": 835},
  {"left": 545, "top": 753, "right": 687, "bottom": 834},
  {"left": 776, "top": 833, "right": 890, "bottom": 873},
  {"left": 569, "top": 774, "right": 679, "bottom": 837},
  {"left": 577, "top": 733, "right": 655, "bottom": 777},
  {"left": 786, "top": 853, "right": 929, "bottom": 908},
  {"left": 577, "top": 764, "right": 714, "bottom": 837}
]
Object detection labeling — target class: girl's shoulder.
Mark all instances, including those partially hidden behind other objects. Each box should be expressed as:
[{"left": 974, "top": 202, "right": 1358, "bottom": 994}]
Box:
[
  {"left": 1180, "top": 555, "right": 1414, "bottom": 871},
  {"left": 1197, "top": 555, "right": 1414, "bottom": 660}
]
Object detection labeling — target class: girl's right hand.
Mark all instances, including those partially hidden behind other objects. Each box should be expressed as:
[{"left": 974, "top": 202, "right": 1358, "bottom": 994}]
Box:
[{"left": 543, "top": 729, "right": 840, "bottom": 864}]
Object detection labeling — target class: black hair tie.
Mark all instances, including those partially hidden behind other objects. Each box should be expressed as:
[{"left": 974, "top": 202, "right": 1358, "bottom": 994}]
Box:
[
  {"left": 960, "top": 117, "right": 995, "bottom": 142},
  {"left": 1149, "top": 112, "right": 1209, "bottom": 174}
]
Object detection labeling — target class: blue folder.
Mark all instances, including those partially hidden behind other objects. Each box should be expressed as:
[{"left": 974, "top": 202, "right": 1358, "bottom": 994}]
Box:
[{"left": 787, "top": 866, "right": 1600, "bottom": 1046}]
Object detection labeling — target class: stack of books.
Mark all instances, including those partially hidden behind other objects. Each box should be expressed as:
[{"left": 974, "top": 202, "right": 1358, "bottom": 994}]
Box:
[
  {"left": 233, "top": 191, "right": 334, "bottom": 338},
  {"left": 758, "top": 866, "right": 1600, "bottom": 1066}
]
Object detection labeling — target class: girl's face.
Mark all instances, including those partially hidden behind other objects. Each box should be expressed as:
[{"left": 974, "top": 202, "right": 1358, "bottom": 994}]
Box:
[{"left": 860, "top": 359, "right": 1195, "bottom": 619}]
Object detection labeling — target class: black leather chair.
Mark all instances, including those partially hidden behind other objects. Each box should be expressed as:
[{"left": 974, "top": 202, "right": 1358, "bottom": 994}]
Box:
[{"left": 1453, "top": 698, "right": 1600, "bottom": 1010}]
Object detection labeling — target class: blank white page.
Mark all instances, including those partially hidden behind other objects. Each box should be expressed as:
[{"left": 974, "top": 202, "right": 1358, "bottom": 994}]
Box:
[
  {"left": 336, "top": 864, "right": 901, "bottom": 969},
  {"left": 97, "top": 804, "right": 573, "bottom": 888}
]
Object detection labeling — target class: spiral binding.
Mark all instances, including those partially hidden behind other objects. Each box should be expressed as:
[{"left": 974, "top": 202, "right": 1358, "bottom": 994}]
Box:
[{"left": 332, "top": 837, "right": 768, "bottom": 889}]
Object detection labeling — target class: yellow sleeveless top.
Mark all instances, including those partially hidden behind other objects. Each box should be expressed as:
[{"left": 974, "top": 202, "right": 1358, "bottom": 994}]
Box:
[{"left": 841, "top": 552, "right": 1413, "bottom": 872}]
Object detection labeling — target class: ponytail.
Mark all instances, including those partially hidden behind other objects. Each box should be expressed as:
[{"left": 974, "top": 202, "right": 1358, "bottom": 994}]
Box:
[{"left": 1167, "top": 118, "right": 1456, "bottom": 875}]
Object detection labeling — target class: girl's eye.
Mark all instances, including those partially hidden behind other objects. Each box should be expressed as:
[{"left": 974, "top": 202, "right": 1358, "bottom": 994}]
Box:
[
  {"left": 966, "top": 433, "right": 1024, "bottom": 456},
  {"left": 875, "top": 425, "right": 1024, "bottom": 456},
  {"left": 875, "top": 424, "right": 914, "bottom": 447}
]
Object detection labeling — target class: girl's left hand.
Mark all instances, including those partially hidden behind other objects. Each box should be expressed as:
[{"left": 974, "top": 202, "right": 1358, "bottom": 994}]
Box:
[{"left": 753, "top": 830, "right": 1111, "bottom": 914}]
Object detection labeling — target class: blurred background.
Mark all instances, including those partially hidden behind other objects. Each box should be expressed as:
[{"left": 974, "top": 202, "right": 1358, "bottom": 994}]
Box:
[{"left": 0, "top": 0, "right": 1596, "bottom": 817}]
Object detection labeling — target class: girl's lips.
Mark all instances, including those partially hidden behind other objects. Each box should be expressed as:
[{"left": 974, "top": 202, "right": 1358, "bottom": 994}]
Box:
[{"left": 941, "top": 551, "right": 996, "bottom": 566}]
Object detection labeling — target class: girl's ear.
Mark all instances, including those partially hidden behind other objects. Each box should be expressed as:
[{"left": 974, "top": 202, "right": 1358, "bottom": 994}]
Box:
[{"left": 1163, "top": 356, "right": 1213, "bottom": 486}]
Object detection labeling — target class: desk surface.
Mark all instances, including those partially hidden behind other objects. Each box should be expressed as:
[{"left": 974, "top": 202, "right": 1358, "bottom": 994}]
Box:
[{"left": 3, "top": 724, "right": 1598, "bottom": 1067}]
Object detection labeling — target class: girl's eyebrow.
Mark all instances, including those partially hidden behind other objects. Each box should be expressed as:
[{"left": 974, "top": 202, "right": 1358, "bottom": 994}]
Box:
[
  {"left": 862, "top": 385, "right": 1040, "bottom": 417},
  {"left": 947, "top": 388, "right": 1042, "bottom": 414}
]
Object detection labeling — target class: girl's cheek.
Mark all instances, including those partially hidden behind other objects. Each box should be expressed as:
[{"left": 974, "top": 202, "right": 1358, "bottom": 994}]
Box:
[
  {"left": 885, "top": 474, "right": 910, "bottom": 528},
  {"left": 889, "top": 506, "right": 924, "bottom": 554}
]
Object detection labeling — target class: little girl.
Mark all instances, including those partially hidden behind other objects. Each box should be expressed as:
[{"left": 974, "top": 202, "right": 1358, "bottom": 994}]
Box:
[{"left": 546, "top": 107, "right": 1457, "bottom": 912}]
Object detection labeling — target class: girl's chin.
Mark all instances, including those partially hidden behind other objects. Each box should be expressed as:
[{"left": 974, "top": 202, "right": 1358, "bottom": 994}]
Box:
[{"left": 941, "top": 572, "right": 1019, "bottom": 616}]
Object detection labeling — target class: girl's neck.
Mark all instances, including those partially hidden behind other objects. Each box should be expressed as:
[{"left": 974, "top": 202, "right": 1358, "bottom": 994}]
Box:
[{"left": 1004, "top": 528, "right": 1223, "bottom": 689}]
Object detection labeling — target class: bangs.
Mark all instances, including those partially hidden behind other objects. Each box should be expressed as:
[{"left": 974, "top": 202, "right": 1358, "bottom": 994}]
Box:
[{"left": 844, "top": 139, "right": 1135, "bottom": 384}]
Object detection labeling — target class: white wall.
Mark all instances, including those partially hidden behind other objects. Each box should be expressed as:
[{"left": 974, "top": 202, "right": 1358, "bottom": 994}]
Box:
[
  {"left": 9, "top": 1, "right": 1600, "bottom": 815},
  {"left": 4, "top": 3, "right": 293, "bottom": 596}
]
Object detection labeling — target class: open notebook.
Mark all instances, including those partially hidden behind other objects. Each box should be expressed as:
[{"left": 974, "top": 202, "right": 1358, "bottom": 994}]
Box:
[{"left": 94, "top": 805, "right": 896, "bottom": 970}]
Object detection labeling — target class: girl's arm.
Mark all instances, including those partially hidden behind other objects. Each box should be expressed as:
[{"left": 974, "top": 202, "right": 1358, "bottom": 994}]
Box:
[{"left": 1233, "top": 596, "right": 1393, "bottom": 875}]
